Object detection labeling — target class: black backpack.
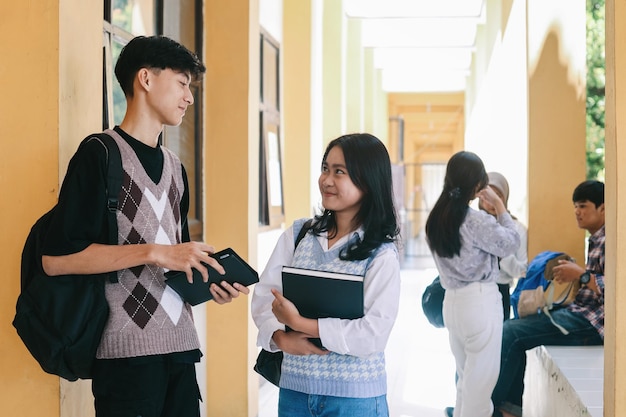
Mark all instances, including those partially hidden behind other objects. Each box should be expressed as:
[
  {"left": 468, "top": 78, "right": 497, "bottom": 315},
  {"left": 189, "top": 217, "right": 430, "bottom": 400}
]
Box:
[
  {"left": 12, "top": 133, "right": 122, "bottom": 381},
  {"left": 422, "top": 276, "right": 446, "bottom": 328}
]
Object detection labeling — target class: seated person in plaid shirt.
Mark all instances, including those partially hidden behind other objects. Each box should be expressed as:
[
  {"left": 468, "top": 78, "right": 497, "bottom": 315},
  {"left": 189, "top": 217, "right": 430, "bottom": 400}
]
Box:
[{"left": 491, "top": 180, "right": 605, "bottom": 417}]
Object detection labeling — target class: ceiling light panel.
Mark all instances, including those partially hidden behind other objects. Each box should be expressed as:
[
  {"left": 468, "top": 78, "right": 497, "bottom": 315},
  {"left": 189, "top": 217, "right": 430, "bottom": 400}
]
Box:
[
  {"left": 344, "top": 0, "right": 484, "bottom": 19},
  {"left": 382, "top": 68, "right": 468, "bottom": 93},
  {"left": 373, "top": 47, "right": 474, "bottom": 70},
  {"left": 360, "top": 18, "right": 478, "bottom": 48}
]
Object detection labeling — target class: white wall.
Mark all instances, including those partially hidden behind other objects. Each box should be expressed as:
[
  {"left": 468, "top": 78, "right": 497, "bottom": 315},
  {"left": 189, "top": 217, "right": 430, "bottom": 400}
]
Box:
[
  {"left": 260, "top": 0, "right": 283, "bottom": 41},
  {"left": 465, "top": 0, "right": 529, "bottom": 225}
]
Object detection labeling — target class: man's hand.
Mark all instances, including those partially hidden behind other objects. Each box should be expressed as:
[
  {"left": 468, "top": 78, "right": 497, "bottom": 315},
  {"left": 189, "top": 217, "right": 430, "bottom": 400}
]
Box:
[
  {"left": 152, "top": 241, "right": 226, "bottom": 283},
  {"left": 552, "top": 259, "right": 585, "bottom": 284},
  {"left": 211, "top": 281, "right": 250, "bottom": 305}
]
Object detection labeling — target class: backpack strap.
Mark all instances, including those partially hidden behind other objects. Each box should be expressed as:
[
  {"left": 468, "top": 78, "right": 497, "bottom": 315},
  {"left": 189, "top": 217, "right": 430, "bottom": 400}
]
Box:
[
  {"left": 294, "top": 218, "right": 313, "bottom": 250},
  {"left": 293, "top": 218, "right": 381, "bottom": 269},
  {"left": 87, "top": 133, "right": 122, "bottom": 283}
]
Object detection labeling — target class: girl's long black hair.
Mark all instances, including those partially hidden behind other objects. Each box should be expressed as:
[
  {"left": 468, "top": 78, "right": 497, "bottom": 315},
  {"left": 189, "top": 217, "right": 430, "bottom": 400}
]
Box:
[
  {"left": 425, "top": 151, "right": 488, "bottom": 258},
  {"left": 311, "top": 133, "right": 399, "bottom": 261}
]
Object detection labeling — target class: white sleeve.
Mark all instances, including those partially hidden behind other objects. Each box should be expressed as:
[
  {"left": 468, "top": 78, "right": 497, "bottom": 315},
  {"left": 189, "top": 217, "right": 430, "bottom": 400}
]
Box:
[
  {"left": 317, "top": 246, "right": 401, "bottom": 357},
  {"left": 251, "top": 226, "right": 295, "bottom": 352},
  {"left": 500, "top": 220, "right": 528, "bottom": 281}
]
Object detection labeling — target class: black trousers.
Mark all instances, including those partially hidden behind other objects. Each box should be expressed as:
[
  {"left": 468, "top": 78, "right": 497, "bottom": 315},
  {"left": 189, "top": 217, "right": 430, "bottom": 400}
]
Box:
[
  {"left": 498, "top": 283, "right": 511, "bottom": 321},
  {"left": 92, "top": 353, "right": 201, "bottom": 417}
]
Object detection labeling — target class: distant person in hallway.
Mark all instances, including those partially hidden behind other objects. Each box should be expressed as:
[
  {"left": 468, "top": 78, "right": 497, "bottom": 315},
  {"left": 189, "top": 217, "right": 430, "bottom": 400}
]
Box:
[
  {"left": 478, "top": 172, "right": 528, "bottom": 320},
  {"left": 41, "top": 36, "right": 250, "bottom": 417},
  {"left": 491, "top": 180, "right": 605, "bottom": 417},
  {"left": 251, "top": 133, "right": 401, "bottom": 417},
  {"left": 425, "top": 151, "right": 520, "bottom": 417}
]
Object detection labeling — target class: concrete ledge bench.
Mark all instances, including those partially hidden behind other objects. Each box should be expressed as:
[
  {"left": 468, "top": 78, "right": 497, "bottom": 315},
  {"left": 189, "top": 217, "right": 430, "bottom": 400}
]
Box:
[{"left": 524, "top": 345, "right": 603, "bottom": 417}]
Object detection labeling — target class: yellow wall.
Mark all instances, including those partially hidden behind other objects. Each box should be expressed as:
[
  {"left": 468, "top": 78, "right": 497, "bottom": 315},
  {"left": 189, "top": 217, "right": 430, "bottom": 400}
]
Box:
[
  {"left": 321, "top": 0, "right": 345, "bottom": 143},
  {"left": 527, "top": 0, "right": 587, "bottom": 261},
  {"left": 203, "top": 1, "right": 260, "bottom": 416},
  {"left": 58, "top": 1, "right": 104, "bottom": 413},
  {"left": 283, "top": 0, "right": 314, "bottom": 224},
  {"left": 345, "top": 18, "right": 363, "bottom": 133},
  {"left": 0, "top": 1, "right": 63, "bottom": 416},
  {"left": 1, "top": 0, "right": 105, "bottom": 415}
]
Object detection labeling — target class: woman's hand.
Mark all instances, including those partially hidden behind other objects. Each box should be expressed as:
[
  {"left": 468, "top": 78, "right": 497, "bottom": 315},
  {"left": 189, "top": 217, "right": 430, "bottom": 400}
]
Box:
[
  {"left": 271, "top": 289, "right": 321, "bottom": 339},
  {"left": 273, "top": 330, "right": 330, "bottom": 356},
  {"left": 477, "top": 187, "right": 506, "bottom": 216},
  {"left": 271, "top": 289, "right": 301, "bottom": 328}
]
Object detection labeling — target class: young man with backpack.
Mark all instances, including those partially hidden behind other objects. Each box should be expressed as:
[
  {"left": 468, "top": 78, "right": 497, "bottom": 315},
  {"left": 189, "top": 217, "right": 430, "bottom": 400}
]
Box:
[
  {"left": 491, "top": 180, "right": 605, "bottom": 417},
  {"left": 41, "top": 35, "right": 249, "bottom": 417}
]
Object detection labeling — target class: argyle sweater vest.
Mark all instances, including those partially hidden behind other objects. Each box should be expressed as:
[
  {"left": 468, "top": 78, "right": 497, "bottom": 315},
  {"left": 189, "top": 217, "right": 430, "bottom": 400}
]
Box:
[
  {"left": 96, "top": 129, "right": 200, "bottom": 359},
  {"left": 279, "top": 218, "right": 389, "bottom": 398}
]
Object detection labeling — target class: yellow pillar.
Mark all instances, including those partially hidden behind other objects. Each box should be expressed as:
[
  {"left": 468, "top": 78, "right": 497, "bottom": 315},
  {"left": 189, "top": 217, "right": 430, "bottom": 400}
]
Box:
[
  {"left": 203, "top": 0, "right": 259, "bottom": 416},
  {"left": 363, "top": 50, "right": 388, "bottom": 145},
  {"left": 58, "top": 0, "right": 104, "bottom": 414},
  {"left": 345, "top": 17, "right": 363, "bottom": 133},
  {"left": 604, "top": 1, "right": 625, "bottom": 414},
  {"left": 283, "top": 0, "right": 313, "bottom": 224},
  {"left": 1, "top": 0, "right": 103, "bottom": 416},
  {"left": 322, "top": 0, "right": 345, "bottom": 143},
  {"left": 372, "top": 68, "right": 388, "bottom": 144},
  {"left": 526, "top": 0, "right": 587, "bottom": 261},
  {"left": 363, "top": 48, "right": 375, "bottom": 135}
]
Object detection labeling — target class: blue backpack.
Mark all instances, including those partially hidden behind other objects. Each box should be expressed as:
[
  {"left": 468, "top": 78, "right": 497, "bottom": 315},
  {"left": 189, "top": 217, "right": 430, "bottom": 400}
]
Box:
[{"left": 510, "top": 250, "right": 565, "bottom": 319}]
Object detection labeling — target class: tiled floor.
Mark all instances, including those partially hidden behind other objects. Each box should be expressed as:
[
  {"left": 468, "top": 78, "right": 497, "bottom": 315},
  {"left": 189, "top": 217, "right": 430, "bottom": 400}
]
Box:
[{"left": 258, "top": 256, "right": 457, "bottom": 417}]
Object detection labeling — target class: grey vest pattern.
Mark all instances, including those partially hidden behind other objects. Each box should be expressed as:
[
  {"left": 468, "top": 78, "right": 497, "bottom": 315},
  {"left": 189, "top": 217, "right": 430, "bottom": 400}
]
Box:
[{"left": 96, "top": 129, "right": 200, "bottom": 359}]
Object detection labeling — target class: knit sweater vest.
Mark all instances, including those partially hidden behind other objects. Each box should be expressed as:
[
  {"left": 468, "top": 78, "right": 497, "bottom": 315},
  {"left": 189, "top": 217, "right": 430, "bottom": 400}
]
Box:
[
  {"left": 280, "top": 218, "right": 390, "bottom": 398},
  {"left": 96, "top": 129, "right": 200, "bottom": 359}
]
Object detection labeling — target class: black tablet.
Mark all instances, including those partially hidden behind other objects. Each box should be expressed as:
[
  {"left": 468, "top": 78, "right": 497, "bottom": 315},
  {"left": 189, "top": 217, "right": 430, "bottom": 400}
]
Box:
[{"left": 165, "top": 248, "right": 258, "bottom": 305}]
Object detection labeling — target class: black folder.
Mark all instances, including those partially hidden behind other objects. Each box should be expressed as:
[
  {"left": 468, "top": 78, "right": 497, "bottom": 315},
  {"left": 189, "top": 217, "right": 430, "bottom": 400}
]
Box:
[
  {"left": 281, "top": 266, "right": 364, "bottom": 319},
  {"left": 281, "top": 266, "right": 364, "bottom": 348},
  {"left": 165, "top": 248, "right": 258, "bottom": 305}
]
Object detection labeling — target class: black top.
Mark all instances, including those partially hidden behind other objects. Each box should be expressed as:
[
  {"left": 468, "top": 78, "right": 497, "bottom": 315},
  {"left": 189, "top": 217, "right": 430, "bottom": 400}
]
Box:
[{"left": 43, "top": 126, "right": 191, "bottom": 256}]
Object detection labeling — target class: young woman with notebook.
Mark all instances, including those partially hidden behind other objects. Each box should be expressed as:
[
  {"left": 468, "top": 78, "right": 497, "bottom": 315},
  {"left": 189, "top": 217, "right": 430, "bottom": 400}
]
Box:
[{"left": 251, "top": 133, "right": 401, "bottom": 417}]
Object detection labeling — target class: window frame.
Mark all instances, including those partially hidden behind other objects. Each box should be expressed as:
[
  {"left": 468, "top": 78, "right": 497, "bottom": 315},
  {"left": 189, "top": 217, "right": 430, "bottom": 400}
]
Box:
[
  {"left": 259, "top": 29, "right": 285, "bottom": 230},
  {"left": 102, "top": 0, "right": 205, "bottom": 241}
]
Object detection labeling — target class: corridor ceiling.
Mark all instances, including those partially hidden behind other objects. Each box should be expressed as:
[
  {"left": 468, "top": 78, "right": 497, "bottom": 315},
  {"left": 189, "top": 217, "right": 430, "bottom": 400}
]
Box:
[
  {"left": 343, "top": 0, "right": 483, "bottom": 161},
  {"left": 343, "top": 0, "right": 485, "bottom": 93}
]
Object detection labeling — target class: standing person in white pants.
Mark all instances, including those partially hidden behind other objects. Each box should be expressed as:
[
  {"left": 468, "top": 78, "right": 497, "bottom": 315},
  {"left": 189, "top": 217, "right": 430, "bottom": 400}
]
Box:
[{"left": 425, "top": 151, "right": 520, "bottom": 417}]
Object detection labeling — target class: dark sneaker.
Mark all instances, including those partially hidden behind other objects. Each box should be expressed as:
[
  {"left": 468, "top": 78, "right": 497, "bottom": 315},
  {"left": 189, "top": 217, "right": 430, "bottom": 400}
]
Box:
[
  {"left": 444, "top": 407, "right": 454, "bottom": 417},
  {"left": 499, "top": 401, "right": 523, "bottom": 417}
]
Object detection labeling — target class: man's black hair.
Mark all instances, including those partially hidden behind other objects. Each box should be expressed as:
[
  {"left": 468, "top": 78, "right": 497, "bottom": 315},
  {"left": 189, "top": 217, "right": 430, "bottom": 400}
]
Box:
[
  {"left": 572, "top": 180, "right": 604, "bottom": 207},
  {"left": 115, "top": 35, "right": 206, "bottom": 97}
]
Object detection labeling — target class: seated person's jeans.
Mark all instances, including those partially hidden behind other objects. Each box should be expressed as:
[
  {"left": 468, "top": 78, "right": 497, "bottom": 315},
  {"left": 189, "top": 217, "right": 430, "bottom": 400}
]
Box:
[{"left": 492, "top": 308, "right": 603, "bottom": 409}]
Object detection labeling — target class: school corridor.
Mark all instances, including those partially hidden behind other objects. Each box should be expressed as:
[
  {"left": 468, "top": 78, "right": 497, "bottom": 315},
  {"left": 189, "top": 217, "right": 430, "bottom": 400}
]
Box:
[{"left": 258, "top": 254, "right": 457, "bottom": 417}]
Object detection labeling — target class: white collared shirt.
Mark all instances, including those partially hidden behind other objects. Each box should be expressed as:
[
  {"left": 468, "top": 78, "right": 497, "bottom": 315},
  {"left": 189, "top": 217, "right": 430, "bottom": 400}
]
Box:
[{"left": 251, "top": 223, "right": 401, "bottom": 357}]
